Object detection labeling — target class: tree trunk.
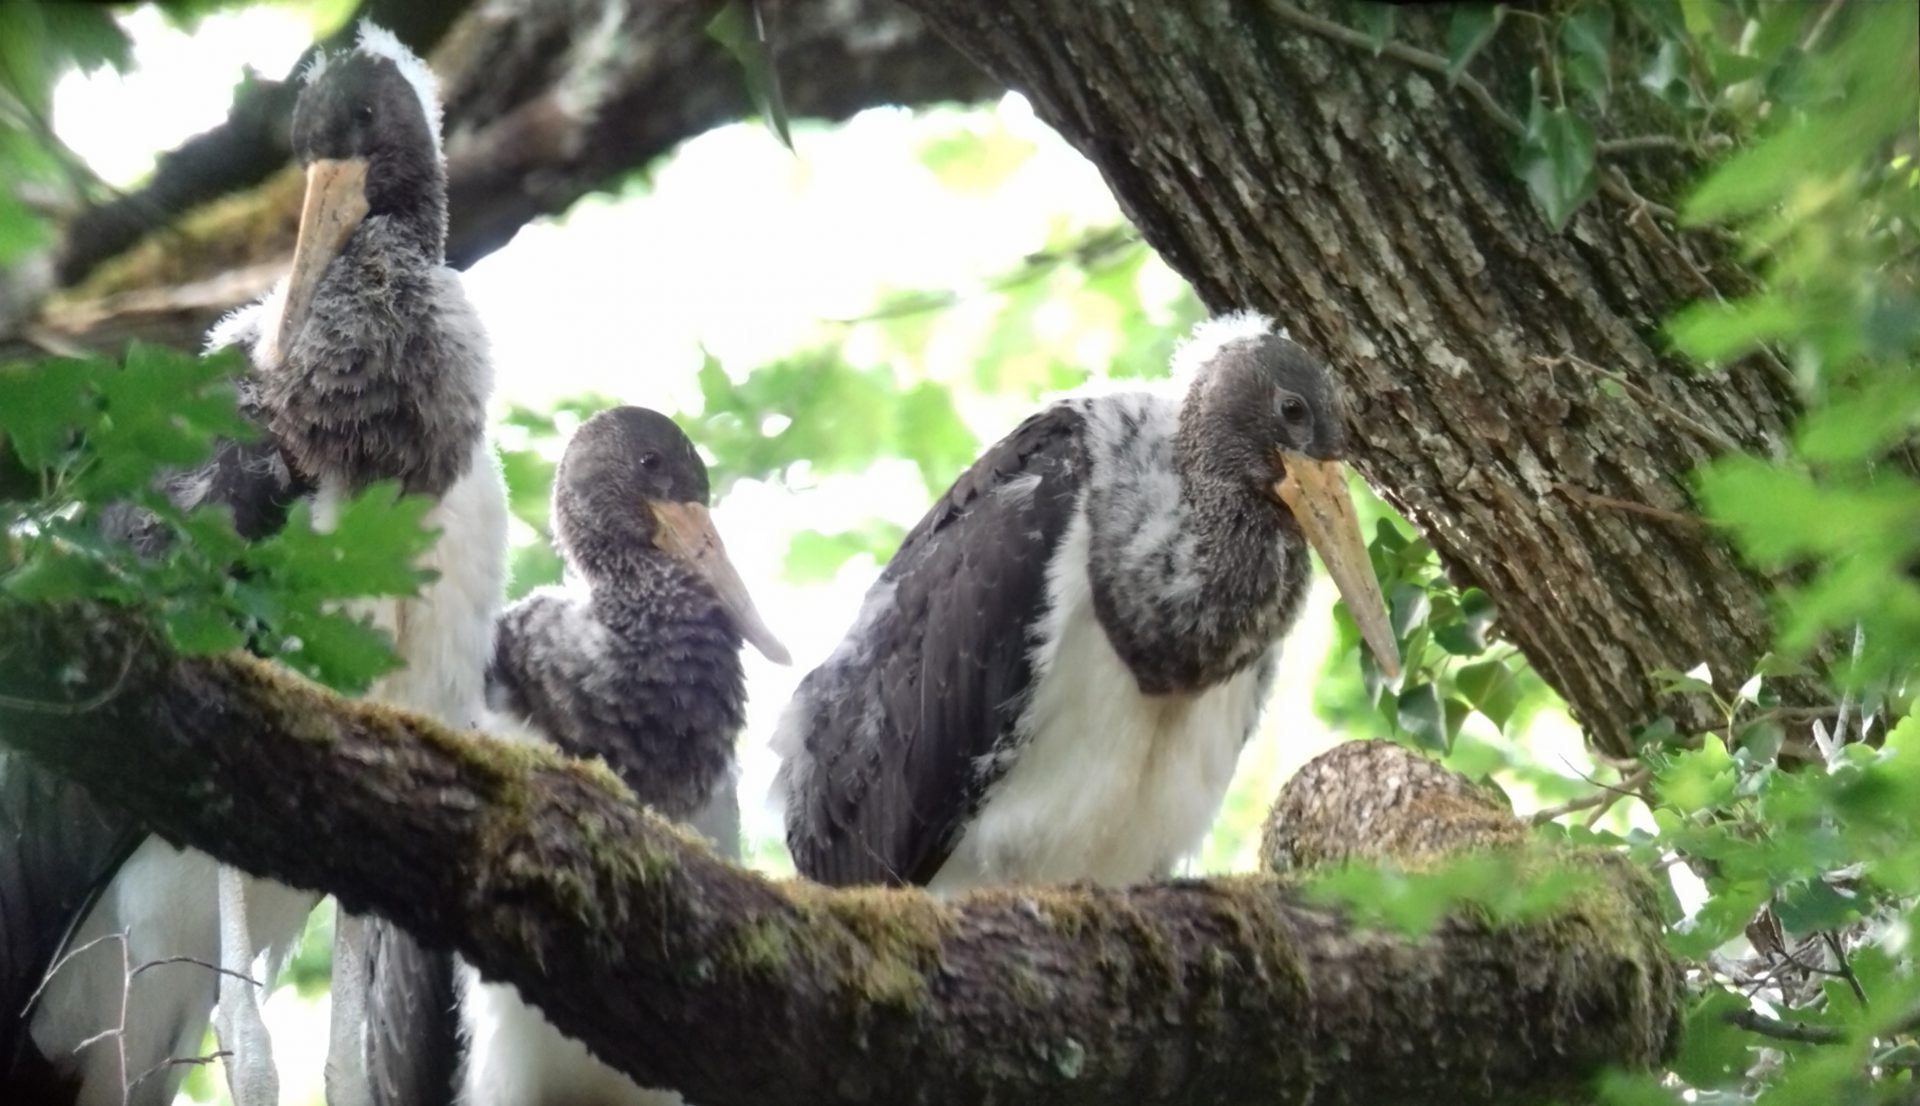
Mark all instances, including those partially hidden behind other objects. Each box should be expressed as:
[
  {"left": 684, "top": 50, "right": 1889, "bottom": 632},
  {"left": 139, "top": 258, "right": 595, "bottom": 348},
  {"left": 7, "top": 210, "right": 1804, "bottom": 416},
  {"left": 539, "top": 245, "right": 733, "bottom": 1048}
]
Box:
[
  {"left": 0, "top": 603, "right": 1679, "bottom": 1106},
  {"left": 897, "top": 0, "right": 1814, "bottom": 755}
]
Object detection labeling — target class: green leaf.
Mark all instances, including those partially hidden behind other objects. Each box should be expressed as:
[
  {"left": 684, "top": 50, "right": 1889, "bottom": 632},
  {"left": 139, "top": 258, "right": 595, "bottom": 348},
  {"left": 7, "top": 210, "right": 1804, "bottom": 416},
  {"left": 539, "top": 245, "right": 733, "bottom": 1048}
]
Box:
[
  {"left": 1444, "top": 6, "right": 1502, "bottom": 84},
  {"left": 1455, "top": 659, "right": 1523, "bottom": 731},
  {"left": 246, "top": 483, "right": 438, "bottom": 601},
  {"left": 1560, "top": 4, "right": 1615, "bottom": 107},
  {"left": 1773, "top": 879, "right": 1860, "bottom": 932},
  {"left": 87, "top": 346, "right": 251, "bottom": 497},
  {"left": 161, "top": 600, "right": 247, "bottom": 655},
  {"left": 1514, "top": 106, "right": 1599, "bottom": 229},
  {"left": 782, "top": 521, "right": 904, "bottom": 584},
  {"left": 1696, "top": 457, "right": 1918, "bottom": 567},
  {"left": 1657, "top": 734, "right": 1736, "bottom": 815},
  {"left": 705, "top": 1, "right": 792, "bottom": 151},
  {"left": 0, "top": 357, "right": 99, "bottom": 471},
  {"left": 1674, "top": 988, "right": 1754, "bottom": 1088},
  {"left": 1387, "top": 581, "right": 1429, "bottom": 644},
  {"left": 1666, "top": 295, "right": 1806, "bottom": 362},
  {"left": 2, "top": 546, "right": 114, "bottom": 601},
  {"left": 1351, "top": 3, "right": 1394, "bottom": 52},
  {"left": 1396, "top": 682, "right": 1448, "bottom": 752}
]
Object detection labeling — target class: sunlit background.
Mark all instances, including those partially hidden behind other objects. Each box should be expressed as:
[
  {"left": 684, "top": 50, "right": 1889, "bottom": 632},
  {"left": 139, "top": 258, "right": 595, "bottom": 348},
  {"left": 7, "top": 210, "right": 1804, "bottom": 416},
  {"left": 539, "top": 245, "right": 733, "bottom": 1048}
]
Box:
[{"left": 53, "top": 7, "right": 1608, "bottom": 1103}]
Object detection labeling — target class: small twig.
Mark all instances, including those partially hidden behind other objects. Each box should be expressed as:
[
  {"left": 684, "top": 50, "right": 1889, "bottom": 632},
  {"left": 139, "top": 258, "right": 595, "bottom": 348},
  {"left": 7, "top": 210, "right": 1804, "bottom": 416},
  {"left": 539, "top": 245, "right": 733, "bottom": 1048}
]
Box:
[
  {"left": 0, "top": 641, "right": 135, "bottom": 716},
  {"left": 1538, "top": 353, "right": 1744, "bottom": 455},
  {"left": 1263, "top": 2, "right": 1690, "bottom": 157},
  {"left": 1551, "top": 482, "right": 1704, "bottom": 528},
  {"left": 1726, "top": 1008, "right": 1847, "bottom": 1044},
  {"left": 130, "top": 954, "right": 260, "bottom": 988},
  {"left": 1528, "top": 766, "right": 1652, "bottom": 826},
  {"left": 127, "top": 1050, "right": 233, "bottom": 1094},
  {"left": 1823, "top": 930, "right": 1870, "bottom": 1007},
  {"left": 1802, "top": 0, "right": 1847, "bottom": 52}
]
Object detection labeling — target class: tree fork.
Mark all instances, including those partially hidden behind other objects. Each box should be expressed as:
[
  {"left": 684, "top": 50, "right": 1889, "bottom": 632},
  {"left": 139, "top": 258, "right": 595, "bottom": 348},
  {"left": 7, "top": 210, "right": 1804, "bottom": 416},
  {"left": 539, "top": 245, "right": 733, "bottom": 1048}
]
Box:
[{"left": 0, "top": 604, "right": 1679, "bottom": 1106}]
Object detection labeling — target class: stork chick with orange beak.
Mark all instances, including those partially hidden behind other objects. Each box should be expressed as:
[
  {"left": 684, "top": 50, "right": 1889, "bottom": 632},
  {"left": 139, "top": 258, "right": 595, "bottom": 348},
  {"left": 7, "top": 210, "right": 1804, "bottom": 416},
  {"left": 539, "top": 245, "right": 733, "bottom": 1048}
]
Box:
[{"left": 203, "top": 22, "right": 508, "bottom": 1106}]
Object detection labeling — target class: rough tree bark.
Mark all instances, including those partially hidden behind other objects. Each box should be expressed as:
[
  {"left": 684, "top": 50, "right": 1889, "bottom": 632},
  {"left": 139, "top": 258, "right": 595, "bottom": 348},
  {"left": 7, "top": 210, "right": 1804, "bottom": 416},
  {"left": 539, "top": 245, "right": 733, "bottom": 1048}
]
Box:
[
  {"left": 9, "top": 0, "right": 997, "bottom": 356},
  {"left": 896, "top": 0, "right": 1816, "bottom": 756},
  {"left": 0, "top": 603, "right": 1679, "bottom": 1106}
]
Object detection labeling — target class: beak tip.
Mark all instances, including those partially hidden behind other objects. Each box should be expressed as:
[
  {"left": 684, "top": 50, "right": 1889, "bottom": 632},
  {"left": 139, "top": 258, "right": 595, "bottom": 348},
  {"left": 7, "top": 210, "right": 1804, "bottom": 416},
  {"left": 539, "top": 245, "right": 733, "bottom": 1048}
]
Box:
[{"left": 761, "top": 641, "right": 793, "bottom": 666}]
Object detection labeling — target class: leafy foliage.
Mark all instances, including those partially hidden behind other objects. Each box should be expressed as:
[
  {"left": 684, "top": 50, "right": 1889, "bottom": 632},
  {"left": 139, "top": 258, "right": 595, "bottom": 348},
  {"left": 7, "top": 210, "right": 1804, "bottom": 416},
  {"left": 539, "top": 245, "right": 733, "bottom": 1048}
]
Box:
[{"left": 0, "top": 345, "right": 438, "bottom": 692}]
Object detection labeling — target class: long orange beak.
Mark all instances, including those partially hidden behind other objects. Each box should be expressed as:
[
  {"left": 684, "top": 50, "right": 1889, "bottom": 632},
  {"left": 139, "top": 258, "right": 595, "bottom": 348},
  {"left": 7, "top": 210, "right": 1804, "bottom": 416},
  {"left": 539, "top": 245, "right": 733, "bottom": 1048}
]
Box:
[
  {"left": 1275, "top": 454, "right": 1400, "bottom": 680},
  {"left": 648, "top": 501, "right": 791, "bottom": 665},
  {"left": 275, "top": 158, "right": 369, "bottom": 364}
]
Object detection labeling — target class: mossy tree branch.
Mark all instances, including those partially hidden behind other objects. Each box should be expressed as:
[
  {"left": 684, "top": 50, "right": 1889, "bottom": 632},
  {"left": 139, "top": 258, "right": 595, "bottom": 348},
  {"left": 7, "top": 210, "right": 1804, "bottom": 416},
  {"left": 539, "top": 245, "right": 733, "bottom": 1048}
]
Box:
[{"left": 0, "top": 602, "right": 1679, "bottom": 1106}]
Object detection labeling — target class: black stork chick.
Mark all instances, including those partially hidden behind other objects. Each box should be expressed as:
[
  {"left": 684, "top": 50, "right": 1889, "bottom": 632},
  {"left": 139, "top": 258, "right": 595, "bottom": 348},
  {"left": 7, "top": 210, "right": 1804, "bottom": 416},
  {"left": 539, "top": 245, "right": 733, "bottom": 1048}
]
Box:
[
  {"left": 460, "top": 406, "right": 787, "bottom": 1106},
  {"left": 10, "top": 23, "right": 499, "bottom": 1106},
  {"left": 773, "top": 312, "right": 1399, "bottom": 892}
]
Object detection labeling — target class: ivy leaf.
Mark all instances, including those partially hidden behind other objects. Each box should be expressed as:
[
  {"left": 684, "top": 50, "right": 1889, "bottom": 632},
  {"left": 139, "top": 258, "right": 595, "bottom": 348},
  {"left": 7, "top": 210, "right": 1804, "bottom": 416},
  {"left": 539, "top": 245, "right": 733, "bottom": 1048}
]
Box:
[
  {"left": 1351, "top": 3, "right": 1395, "bottom": 53},
  {"left": 1445, "top": 6, "right": 1502, "bottom": 84},
  {"left": 1514, "top": 104, "right": 1598, "bottom": 230},
  {"left": 1456, "top": 659, "right": 1523, "bottom": 731},
  {"left": 1560, "top": 4, "right": 1615, "bottom": 107},
  {"left": 706, "top": 0, "right": 792, "bottom": 151},
  {"left": 1396, "top": 681, "right": 1449, "bottom": 753}
]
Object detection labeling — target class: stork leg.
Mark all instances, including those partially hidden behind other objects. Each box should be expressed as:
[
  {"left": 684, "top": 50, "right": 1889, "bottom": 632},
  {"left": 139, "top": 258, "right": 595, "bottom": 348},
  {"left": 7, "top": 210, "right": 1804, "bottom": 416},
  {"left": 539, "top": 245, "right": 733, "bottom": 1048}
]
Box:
[
  {"left": 325, "top": 907, "right": 376, "bottom": 1106},
  {"left": 215, "top": 863, "right": 280, "bottom": 1106}
]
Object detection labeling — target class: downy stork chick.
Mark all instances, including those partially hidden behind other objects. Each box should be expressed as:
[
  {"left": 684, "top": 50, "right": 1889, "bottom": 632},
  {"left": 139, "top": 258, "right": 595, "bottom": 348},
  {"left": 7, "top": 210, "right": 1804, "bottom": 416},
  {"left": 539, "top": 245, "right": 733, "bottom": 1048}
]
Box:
[
  {"left": 13, "top": 24, "right": 499, "bottom": 1106},
  {"left": 773, "top": 312, "right": 1398, "bottom": 892},
  {"left": 208, "top": 21, "right": 507, "bottom": 1106},
  {"left": 462, "top": 406, "right": 787, "bottom": 1106}
]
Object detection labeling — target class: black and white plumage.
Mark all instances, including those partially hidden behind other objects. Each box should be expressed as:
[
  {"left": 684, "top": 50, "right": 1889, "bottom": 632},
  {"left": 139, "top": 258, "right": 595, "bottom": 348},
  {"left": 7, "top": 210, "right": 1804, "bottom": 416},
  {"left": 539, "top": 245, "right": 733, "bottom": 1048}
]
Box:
[
  {"left": 3, "top": 391, "right": 315, "bottom": 1106},
  {"left": 773, "top": 313, "right": 1399, "bottom": 892},
  {"left": 460, "top": 407, "right": 786, "bottom": 1106},
  {"left": 7, "top": 23, "right": 505, "bottom": 1106}
]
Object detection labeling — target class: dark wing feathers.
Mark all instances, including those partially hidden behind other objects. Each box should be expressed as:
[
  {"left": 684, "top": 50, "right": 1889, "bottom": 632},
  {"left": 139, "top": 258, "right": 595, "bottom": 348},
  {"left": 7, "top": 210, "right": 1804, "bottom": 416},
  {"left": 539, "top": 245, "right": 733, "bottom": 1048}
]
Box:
[
  {"left": 785, "top": 404, "right": 1085, "bottom": 887},
  {"left": 5, "top": 393, "right": 310, "bottom": 1097},
  {"left": 0, "top": 762, "right": 140, "bottom": 1102},
  {"left": 364, "top": 922, "right": 459, "bottom": 1106}
]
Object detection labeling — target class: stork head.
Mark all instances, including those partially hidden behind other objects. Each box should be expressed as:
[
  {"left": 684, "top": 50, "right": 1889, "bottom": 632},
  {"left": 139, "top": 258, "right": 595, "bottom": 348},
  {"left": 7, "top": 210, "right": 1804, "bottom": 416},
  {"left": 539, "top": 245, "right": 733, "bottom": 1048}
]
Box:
[
  {"left": 553, "top": 407, "right": 791, "bottom": 666},
  {"left": 277, "top": 22, "right": 445, "bottom": 360},
  {"left": 1177, "top": 312, "right": 1400, "bottom": 679}
]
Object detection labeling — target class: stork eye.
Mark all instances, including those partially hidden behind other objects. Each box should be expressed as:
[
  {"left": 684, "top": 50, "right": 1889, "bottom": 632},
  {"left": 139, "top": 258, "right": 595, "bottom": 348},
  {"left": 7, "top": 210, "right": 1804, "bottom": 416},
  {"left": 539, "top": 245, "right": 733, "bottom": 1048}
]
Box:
[
  {"left": 638, "top": 451, "right": 661, "bottom": 469},
  {"left": 1280, "top": 396, "right": 1309, "bottom": 424},
  {"left": 353, "top": 104, "right": 375, "bottom": 125}
]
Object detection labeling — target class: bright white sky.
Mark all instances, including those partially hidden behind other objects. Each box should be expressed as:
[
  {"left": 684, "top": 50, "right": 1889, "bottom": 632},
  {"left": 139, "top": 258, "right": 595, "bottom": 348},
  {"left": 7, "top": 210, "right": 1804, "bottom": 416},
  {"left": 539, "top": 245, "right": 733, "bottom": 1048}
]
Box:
[{"left": 54, "top": 9, "right": 1600, "bottom": 1102}]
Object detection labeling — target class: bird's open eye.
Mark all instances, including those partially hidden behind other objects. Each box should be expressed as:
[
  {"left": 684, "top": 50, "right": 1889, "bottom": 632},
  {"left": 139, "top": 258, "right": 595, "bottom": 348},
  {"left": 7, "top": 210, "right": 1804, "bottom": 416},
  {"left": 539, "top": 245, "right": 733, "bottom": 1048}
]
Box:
[
  {"left": 1280, "top": 395, "right": 1309, "bottom": 425},
  {"left": 638, "top": 451, "right": 661, "bottom": 469},
  {"left": 353, "top": 104, "right": 375, "bottom": 125}
]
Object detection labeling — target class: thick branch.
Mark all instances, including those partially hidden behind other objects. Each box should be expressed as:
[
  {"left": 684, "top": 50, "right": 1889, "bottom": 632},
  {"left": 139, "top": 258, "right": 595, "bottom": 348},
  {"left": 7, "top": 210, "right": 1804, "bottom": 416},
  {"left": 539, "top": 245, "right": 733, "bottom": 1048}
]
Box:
[
  {"left": 14, "top": 0, "right": 996, "bottom": 357},
  {"left": 0, "top": 603, "right": 1679, "bottom": 1106}
]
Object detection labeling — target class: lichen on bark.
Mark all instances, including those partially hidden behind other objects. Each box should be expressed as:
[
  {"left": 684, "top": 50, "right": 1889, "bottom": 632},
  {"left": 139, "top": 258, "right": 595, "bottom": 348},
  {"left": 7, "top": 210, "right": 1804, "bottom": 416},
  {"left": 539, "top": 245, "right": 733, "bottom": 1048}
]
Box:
[{"left": 0, "top": 603, "right": 1680, "bottom": 1106}]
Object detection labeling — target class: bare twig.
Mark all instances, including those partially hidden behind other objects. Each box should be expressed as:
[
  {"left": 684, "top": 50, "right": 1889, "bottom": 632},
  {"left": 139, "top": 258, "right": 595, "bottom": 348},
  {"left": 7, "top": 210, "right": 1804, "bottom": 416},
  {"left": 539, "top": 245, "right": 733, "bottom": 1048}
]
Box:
[
  {"left": 1263, "top": 1, "right": 1691, "bottom": 157},
  {"left": 127, "top": 1050, "right": 234, "bottom": 1094},
  {"left": 1538, "top": 353, "right": 1745, "bottom": 455},
  {"left": 1551, "top": 482, "right": 1705, "bottom": 529},
  {"left": 1726, "top": 1008, "right": 1847, "bottom": 1044},
  {"left": 1528, "top": 766, "right": 1652, "bottom": 827}
]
